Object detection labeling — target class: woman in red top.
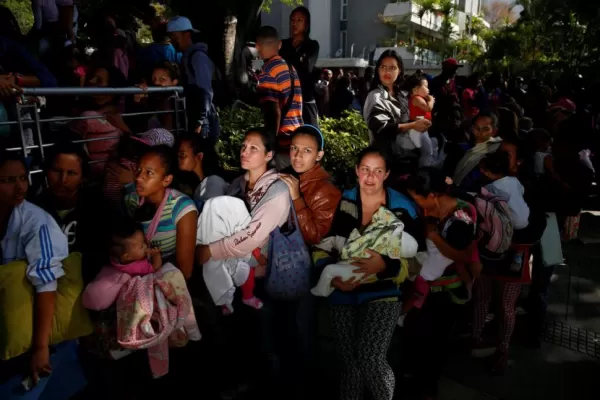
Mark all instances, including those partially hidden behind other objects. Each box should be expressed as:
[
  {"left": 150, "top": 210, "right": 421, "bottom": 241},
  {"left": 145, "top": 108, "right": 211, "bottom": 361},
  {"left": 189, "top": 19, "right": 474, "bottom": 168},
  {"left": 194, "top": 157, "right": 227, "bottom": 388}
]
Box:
[
  {"left": 406, "top": 74, "right": 434, "bottom": 121},
  {"left": 462, "top": 73, "right": 482, "bottom": 120}
]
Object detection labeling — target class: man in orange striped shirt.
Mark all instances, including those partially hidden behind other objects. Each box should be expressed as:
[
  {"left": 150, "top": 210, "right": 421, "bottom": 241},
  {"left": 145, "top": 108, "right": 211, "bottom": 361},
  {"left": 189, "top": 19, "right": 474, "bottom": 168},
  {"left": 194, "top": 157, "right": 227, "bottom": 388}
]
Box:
[{"left": 255, "top": 26, "right": 303, "bottom": 169}]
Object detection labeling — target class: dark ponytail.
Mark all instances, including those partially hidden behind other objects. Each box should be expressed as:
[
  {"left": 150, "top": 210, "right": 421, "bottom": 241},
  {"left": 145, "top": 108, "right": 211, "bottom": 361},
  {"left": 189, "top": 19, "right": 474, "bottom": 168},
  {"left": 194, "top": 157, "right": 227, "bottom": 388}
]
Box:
[{"left": 406, "top": 168, "right": 450, "bottom": 197}]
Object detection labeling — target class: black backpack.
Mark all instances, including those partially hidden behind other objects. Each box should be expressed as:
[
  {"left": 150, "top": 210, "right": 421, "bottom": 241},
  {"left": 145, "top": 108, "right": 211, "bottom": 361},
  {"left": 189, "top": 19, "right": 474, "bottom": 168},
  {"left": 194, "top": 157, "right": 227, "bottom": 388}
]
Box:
[{"left": 186, "top": 48, "right": 228, "bottom": 108}]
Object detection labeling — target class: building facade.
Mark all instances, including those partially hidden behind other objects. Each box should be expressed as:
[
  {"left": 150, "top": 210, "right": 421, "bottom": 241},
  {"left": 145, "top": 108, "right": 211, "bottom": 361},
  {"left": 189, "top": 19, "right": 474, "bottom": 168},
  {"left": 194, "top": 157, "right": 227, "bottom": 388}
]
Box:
[
  {"left": 261, "top": 0, "right": 486, "bottom": 66},
  {"left": 261, "top": 0, "right": 336, "bottom": 59}
]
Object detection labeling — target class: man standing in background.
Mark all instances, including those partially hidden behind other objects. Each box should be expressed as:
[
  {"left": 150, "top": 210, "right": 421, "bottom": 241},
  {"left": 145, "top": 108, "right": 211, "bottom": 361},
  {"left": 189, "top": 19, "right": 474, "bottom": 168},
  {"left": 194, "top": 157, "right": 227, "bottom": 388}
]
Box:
[
  {"left": 255, "top": 25, "right": 303, "bottom": 170},
  {"left": 168, "top": 16, "right": 220, "bottom": 143}
]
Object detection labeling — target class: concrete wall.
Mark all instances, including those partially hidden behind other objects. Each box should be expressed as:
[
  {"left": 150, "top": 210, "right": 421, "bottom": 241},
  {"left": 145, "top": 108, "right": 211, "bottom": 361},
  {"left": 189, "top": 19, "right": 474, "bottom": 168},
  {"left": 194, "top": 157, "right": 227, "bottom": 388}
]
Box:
[
  {"left": 465, "top": 0, "right": 482, "bottom": 15},
  {"left": 456, "top": 0, "right": 483, "bottom": 34},
  {"left": 457, "top": 11, "right": 467, "bottom": 32},
  {"left": 260, "top": 0, "right": 290, "bottom": 37},
  {"left": 308, "top": 0, "right": 332, "bottom": 58},
  {"left": 330, "top": 0, "right": 341, "bottom": 57},
  {"left": 260, "top": 0, "right": 334, "bottom": 58},
  {"left": 346, "top": 0, "right": 394, "bottom": 59}
]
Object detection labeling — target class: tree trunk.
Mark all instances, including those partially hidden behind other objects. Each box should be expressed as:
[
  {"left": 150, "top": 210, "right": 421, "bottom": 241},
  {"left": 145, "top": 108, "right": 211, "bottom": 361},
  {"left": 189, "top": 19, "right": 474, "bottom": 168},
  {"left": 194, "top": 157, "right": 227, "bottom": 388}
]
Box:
[
  {"left": 223, "top": 15, "right": 238, "bottom": 90},
  {"left": 228, "top": 0, "right": 265, "bottom": 94},
  {"left": 151, "top": 0, "right": 266, "bottom": 101}
]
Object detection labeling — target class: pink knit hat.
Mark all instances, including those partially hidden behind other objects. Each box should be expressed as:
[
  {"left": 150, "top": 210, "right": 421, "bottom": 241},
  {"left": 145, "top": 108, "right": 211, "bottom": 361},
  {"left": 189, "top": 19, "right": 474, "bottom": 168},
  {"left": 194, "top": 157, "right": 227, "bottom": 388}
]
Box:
[{"left": 139, "top": 128, "right": 175, "bottom": 147}]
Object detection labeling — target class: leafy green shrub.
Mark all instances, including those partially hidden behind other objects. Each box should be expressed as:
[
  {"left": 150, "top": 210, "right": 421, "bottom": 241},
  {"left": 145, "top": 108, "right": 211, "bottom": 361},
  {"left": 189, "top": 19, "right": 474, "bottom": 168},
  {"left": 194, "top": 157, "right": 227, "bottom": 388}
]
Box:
[
  {"left": 319, "top": 111, "right": 369, "bottom": 186},
  {"left": 217, "top": 107, "right": 369, "bottom": 187},
  {"left": 2, "top": 0, "right": 34, "bottom": 34},
  {"left": 216, "top": 107, "right": 263, "bottom": 171}
]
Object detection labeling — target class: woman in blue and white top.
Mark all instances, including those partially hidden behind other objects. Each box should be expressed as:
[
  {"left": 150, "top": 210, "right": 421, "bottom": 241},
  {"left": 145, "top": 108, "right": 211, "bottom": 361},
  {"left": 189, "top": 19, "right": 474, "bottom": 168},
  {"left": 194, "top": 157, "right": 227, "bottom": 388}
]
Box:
[{"left": 0, "top": 152, "right": 68, "bottom": 384}]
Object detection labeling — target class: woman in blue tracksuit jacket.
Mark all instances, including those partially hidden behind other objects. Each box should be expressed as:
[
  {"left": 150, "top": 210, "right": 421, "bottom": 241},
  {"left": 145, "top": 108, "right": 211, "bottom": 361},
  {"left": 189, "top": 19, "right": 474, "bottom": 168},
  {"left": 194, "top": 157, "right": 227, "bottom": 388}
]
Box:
[{"left": 0, "top": 153, "right": 86, "bottom": 400}]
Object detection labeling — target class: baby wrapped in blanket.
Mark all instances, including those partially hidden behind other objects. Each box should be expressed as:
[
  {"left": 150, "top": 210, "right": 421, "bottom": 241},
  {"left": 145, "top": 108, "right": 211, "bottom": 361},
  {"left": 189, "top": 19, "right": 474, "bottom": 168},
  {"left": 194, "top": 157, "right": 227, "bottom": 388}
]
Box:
[{"left": 311, "top": 206, "right": 418, "bottom": 297}]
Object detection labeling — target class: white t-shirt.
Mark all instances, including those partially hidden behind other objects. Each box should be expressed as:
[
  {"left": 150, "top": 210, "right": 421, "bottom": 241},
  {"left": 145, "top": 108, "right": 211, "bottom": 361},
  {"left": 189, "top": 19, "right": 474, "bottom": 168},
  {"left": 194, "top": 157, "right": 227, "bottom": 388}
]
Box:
[
  {"left": 485, "top": 176, "right": 530, "bottom": 230},
  {"left": 417, "top": 238, "right": 454, "bottom": 281}
]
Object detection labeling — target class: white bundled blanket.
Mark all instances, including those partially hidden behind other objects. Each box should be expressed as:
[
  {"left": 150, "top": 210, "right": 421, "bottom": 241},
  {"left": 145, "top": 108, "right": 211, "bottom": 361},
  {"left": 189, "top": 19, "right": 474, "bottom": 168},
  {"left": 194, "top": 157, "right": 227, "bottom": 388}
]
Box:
[
  {"left": 196, "top": 196, "right": 252, "bottom": 306},
  {"left": 310, "top": 207, "right": 419, "bottom": 297}
]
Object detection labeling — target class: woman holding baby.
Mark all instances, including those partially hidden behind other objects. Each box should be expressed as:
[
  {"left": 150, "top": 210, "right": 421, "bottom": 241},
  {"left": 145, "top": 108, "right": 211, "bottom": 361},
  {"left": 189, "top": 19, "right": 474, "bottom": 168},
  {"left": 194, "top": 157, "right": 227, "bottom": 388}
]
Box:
[
  {"left": 403, "top": 168, "right": 479, "bottom": 400},
  {"left": 315, "top": 147, "right": 420, "bottom": 400}
]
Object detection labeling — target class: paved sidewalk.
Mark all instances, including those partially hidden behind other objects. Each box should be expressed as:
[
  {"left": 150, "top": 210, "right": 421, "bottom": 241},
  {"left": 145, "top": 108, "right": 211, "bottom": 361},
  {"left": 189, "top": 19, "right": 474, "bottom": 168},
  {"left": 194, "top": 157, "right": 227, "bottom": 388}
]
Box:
[
  {"left": 242, "top": 213, "right": 600, "bottom": 400},
  {"left": 445, "top": 342, "right": 599, "bottom": 400},
  {"left": 438, "top": 377, "right": 499, "bottom": 400},
  {"left": 441, "top": 213, "right": 600, "bottom": 400}
]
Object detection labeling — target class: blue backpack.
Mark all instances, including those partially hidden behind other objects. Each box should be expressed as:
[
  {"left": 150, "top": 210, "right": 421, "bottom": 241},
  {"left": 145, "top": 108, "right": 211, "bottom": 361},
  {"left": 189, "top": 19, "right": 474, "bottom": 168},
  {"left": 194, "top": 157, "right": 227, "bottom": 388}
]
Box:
[{"left": 265, "top": 197, "right": 312, "bottom": 300}]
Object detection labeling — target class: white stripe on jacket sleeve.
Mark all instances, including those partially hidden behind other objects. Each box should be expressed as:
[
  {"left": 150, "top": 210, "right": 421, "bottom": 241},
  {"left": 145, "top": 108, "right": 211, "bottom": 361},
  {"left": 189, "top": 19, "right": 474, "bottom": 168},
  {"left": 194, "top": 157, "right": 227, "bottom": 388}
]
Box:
[{"left": 25, "top": 220, "right": 68, "bottom": 293}]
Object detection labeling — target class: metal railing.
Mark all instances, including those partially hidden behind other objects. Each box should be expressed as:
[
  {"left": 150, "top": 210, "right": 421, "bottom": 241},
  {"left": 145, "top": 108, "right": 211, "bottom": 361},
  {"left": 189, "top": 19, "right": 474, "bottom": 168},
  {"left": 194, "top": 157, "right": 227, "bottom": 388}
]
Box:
[
  {"left": 20, "top": 86, "right": 184, "bottom": 96},
  {"left": 0, "top": 86, "right": 187, "bottom": 178}
]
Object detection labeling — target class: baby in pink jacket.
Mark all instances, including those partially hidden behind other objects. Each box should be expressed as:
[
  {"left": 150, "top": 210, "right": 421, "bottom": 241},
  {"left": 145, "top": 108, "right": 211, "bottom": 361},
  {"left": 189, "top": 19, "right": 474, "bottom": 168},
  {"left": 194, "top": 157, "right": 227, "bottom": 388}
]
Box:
[{"left": 83, "top": 222, "right": 161, "bottom": 311}]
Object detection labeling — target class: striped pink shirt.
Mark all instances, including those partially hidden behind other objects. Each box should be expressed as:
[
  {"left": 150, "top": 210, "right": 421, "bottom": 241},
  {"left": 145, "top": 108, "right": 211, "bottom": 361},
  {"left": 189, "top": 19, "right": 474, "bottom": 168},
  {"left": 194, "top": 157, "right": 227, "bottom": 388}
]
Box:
[{"left": 70, "top": 111, "right": 122, "bottom": 178}]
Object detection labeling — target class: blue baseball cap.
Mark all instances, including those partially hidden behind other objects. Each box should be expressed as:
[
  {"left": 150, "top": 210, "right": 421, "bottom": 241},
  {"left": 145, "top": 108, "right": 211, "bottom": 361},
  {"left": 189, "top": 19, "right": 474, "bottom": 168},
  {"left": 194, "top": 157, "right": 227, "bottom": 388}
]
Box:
[{"left": 167, "top": 16, "right": 199, "bottom": 33}]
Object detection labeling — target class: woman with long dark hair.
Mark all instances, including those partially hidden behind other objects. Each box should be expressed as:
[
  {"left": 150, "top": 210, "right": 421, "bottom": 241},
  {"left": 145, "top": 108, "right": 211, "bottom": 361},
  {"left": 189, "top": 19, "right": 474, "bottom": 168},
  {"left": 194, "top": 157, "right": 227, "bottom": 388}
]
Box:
[
  {"left": 321, "top": 147, "right": 419, "bottom": 400},
  {"left": 124, "top": 145, "right": 197, "bottom": 279},
  {"left": 176, "top": 133, "right": 228, "bottom": 212},
  {"left": 35, "top": 140, "right": 110, "bottom": 283},
  {"left": 363, "top": 50, "right": 431, "bottom": 179},
  {"left": 0, "top": 152, "right": 88, "bottom": 399},
  {"left": 404, "top": 168, "right": 478, "bottom": 399},
  {"left": 280, "top": 6, "right": 320, "bottom": 126}
]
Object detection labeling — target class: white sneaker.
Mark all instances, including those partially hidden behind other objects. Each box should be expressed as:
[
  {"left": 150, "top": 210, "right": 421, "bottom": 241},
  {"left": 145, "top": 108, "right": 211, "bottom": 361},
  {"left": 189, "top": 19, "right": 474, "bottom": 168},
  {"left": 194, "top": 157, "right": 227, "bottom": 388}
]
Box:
[{"left": 397, "top": 314, "right": 406, "bottom": 327}]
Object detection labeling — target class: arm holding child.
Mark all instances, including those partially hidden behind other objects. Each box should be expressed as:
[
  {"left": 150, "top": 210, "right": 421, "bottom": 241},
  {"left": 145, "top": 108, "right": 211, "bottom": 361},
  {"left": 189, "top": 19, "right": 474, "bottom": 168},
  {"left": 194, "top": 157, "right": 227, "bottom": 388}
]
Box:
[{"left": 148, "top": 247, "right": 163, "bottom": 271}]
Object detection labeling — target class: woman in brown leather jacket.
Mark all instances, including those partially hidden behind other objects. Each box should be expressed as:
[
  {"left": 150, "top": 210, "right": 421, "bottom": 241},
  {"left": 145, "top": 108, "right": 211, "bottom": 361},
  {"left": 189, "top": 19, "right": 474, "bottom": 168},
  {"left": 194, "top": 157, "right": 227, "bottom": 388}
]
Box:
[
  {"left": 280, "top": 124, "right": 342, "bottom": 245},
  {"left": 277, "top": 124, "right": 340, "bottom": 397}
]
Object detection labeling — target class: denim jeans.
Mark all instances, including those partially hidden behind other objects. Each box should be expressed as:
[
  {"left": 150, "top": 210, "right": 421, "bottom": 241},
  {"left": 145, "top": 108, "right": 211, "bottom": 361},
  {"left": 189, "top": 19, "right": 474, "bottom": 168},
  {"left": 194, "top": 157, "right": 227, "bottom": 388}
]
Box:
[
  {"left": 196, "top": 105, "right": 220, "bottom": 145},
  {"left": 205, "top": 105, "right": 220, "bottom": 142}
]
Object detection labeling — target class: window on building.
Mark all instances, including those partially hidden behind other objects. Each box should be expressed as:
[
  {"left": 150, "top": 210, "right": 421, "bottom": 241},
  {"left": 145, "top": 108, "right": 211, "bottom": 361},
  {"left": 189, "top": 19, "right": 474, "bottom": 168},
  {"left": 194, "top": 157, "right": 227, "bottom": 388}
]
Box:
[
  {"left": 458, "top": 0, "right": 466, "bottom": 12},
  {"left": 341, "top": 0, "right": 348, "bottom": 21},
  {"left": 340, "top": 30, "right": 347, "bottom": 57}
]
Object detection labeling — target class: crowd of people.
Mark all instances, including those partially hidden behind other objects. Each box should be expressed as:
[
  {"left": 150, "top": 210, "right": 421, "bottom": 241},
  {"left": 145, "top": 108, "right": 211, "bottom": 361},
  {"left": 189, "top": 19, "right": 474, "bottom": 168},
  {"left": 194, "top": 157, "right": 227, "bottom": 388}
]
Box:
[{"left": 0, "top": 3, "right": 598, "bottom": 400}]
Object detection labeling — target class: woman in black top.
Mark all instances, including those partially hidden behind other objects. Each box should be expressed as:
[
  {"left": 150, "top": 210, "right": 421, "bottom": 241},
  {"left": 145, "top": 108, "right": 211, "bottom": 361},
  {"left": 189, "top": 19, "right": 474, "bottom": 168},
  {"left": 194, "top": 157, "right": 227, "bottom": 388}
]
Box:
[
  {"left": 35, "top": 141, "right": 110, "bottom": 283},
  {"left": 280, "top": 6, "right": 320, "bottom": 126}
]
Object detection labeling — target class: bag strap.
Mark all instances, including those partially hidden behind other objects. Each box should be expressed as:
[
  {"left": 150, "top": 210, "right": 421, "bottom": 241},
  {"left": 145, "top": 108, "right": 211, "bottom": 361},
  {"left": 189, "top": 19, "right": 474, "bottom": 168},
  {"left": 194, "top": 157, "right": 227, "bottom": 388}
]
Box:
[
  {"left": 186, "top": 48, "right": 200, "bottom": 80},
  {"left": 264, "top": 195, "right": 306, "bottom": 278},
  {"left": 142, "top": 188, "right": 171, "bottom": 242},
  {"left": 286, "top": 194, "right": 300, "bottom": 232},
  {"left": 251, "top": 179, "right": 287, "bottom": 216},
  {"left": 187, "top": 49, "right": 219, "bottom": 82},
  {"left": 267, "top": 228, "right": 275, "bottom": 277}
]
